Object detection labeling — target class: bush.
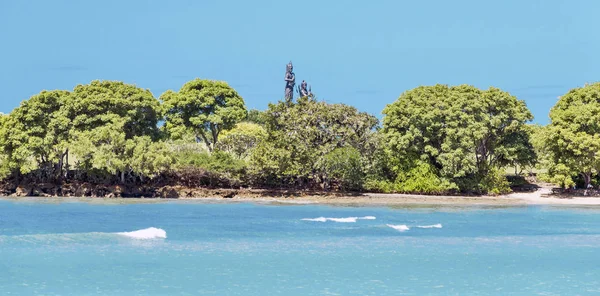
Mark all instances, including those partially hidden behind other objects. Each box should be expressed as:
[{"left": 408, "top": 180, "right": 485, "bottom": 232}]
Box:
[
  {"left": 479, "top": 168, "right": 511, "bottom": 195},
  {"left": 321, "top": 147, "right": 364, "bottom": 191},
  {"left": 394, "top": 161, "right": 457, "bottom": 194},
  {"left": 174, "top": 150, "right": 247, "bottom": 181},
  {"left": 364, "top": 161, "right": 457, "bottom": 194}
]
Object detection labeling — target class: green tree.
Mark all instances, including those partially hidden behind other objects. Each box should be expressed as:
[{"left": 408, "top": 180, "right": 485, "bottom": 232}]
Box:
[
  {"left": 382, "top": 84, "right": 533, "bottom": 192},
  {"left": 161, "top": 79, "right": 247, "bottom": 151},
  {"left": 321, "top": 147, "right": 364, "bottom": 191},
  {"left": 545, "top": 83, "right": 600, "bottom": 188},
  {"left": 246, "top": 109, "right": 267, "bottom": 125},
  {"left": 0, "top": 90, "right": 70, "bottom": 179},
  {"left": 61, "top": 80, "right": 163, "bottom": 183},
  {"left": 61, "top": 80, "right": 161, "bottom": 139},
  {"left": 216, "top": 122, "right": 267, "bottom": 159},
  {"left": 251, "top": 97, "right": 378, "bottom": 188}
]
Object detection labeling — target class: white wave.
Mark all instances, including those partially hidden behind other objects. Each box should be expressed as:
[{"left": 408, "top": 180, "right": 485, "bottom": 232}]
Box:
[
  {"left": 328, "top": 217, "right": 359, "bottom": 223},
  {"left": 387, "top": 224, "right": 410, "bottom": 232},
  {"left": 116, "top": 227, "right": 167, "bottom": 239},
  {"left": 416, "top": 224, "right": 443, "bottom": 229},
  {"left": 301, "top": 217, "right": 328, "bottom": 222},
  {"left": 359, "top": 216, "right": 376, "bottom": 220},
  {"left": 301, "top": 216, "right": 376, "bottom": 223}
]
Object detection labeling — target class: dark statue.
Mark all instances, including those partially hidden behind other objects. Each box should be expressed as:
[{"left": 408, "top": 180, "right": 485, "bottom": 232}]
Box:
[
  {"left": 284, "top": 61, "right": 295, "bottom": 102},
  {"left": 297, "top": 80, "right": 313, "bottom": 98}
]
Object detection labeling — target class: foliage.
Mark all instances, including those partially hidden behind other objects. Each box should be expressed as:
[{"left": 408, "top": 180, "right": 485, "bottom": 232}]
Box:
[
  {"left": 8, "top": 77, "right": 597, "bottom": 197},
  {"left": 217, "top": 122, "right": 267, "bottom": 159},
  {"left": 246, "top": 109, "right": 267, "bottom": 125},
  {"left": 62, "top": 80, "right": 160, "bottom": 139},
  {"left": 478, "top": 167, "right": 511, "bottom": 195},
  {"left": 364, "top": 158, "right": 457, "bottom": 194},
  {"left": 250, "top": 97, "right": 378, "bottom": 188},
  {"left": 62, "top": 81, "right": 164, "bottom": 183},
  {"left": 382, "top": 84, "right": 533, "bottom": 193},
  {"left": 544, "top": 83, "right": 600, "bottom": 188},
  {"left": 174, "top": 149, "right": 247, "bottom": 180},
  {"left": 162, "top": 79, "right": 247, "bottom": 151},
  {"left": 0, "top": 90, "right": 70, "bottom": 178},
  {"left": 321, "top": 147, "right": 363, "bottom": 191}
]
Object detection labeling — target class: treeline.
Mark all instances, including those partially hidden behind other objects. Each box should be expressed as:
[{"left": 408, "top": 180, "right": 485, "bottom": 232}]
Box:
[{"left": 0, "top": 79, "right": 598, "bottom": 195}]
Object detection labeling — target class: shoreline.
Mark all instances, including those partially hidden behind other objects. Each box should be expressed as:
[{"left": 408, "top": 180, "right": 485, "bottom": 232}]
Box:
[{"left": 4, "top": 187, "right": 600, "bottom": 206}]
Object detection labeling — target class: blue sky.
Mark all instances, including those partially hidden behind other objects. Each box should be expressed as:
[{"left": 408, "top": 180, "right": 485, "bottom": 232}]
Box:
[{"left": 1, "top": 0, "right": 598, "bottom": 124}]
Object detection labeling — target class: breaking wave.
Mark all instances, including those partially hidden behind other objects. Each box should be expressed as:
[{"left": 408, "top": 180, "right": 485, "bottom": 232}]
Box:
[
  {"left": 301, "top": 216, "right": 376, "bottom": 223},
  {"left": 116, "top": 227, "right": 167, "bottom": 239},
  {"left": 416, "top": 224, "right": 443, "bottom": 229},
  {"left": 387, "top": 224, "right": 410, "bottom": 232},
  {"left": 0, "top": 227, "right": 167, "bottom": 243}
]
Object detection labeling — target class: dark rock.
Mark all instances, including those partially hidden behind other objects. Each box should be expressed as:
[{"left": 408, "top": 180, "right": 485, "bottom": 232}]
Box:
[
  {"left": 107, "top": 185, "right": 123, "bottom": 197},
  {"left": 222, "top": 191, "right": 237, "bottom": 198},
  {"left": 14, "top": 185, "right": 32, "bottom": 197},
  {"left": 74, "top": 183, "right": 93, "bottom": 197},
  {"left": 160, "top": 187, "right": 179, "bottom": 198}
]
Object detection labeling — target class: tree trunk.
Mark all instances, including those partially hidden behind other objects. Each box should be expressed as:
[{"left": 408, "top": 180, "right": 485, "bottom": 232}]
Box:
[
  {"left": 120, "top": 171, "right": 125, "bottom": 184},
  {"left": 65, "top": 149, "right": 69, "bottom": 179},
  {"left": 584, "top": 172, "right": 592, "bottom": 188}
]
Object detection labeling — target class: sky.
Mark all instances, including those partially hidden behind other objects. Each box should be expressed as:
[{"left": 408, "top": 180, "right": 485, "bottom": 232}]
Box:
[{"left": 1, "top": 0, "right": 598, "bottom": 124}]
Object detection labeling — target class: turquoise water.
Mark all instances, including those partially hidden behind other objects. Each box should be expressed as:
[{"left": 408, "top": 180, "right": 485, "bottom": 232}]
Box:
[{"left": 1, "top": 198, "right": 600, "bottom": 295}]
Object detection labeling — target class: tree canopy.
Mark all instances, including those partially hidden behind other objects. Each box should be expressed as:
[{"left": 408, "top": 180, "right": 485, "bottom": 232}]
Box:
[
  {"left": 2, "top": 77, "right": 598, "bottom": 196},
  {"left": 251, "top": 97, "right": 378, "bottom": 189},
  {"left": 161, "top": 79, "right": 247, "bottom": 151},
  {"left": 382, "top": 84, "right": 533, "bottom": 192},
  {"left": 544, "top": 83, "right": 600, "bottom": 188}
]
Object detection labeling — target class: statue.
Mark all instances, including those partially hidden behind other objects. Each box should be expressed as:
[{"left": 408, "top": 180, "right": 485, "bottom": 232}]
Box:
[
  {"left": 298, "top": 80, "right": 309, "bottom": 97},
  {"left": 297, "top": 80, "right": 314, "bottom": 99},
  {"left": 284, "top": 61, "right": 295, "bottom": 102}
]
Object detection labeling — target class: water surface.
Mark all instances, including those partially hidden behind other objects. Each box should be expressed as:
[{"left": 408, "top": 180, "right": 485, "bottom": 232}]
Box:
[{"left": 1, "top": 198, "right": 599, "bottom": 295}]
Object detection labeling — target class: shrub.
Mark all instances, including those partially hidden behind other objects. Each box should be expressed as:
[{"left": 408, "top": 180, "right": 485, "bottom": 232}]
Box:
[
  {"left": 321, "top": 147, "right": 364, "bottom": 191},
  {"left": 479, "top": 168, "right": 511, "bottom": 195}
]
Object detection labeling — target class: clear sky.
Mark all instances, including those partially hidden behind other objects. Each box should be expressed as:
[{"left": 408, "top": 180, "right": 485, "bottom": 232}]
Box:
[{"left": 1, "top": 0, "right": 598, "bottom": 124}]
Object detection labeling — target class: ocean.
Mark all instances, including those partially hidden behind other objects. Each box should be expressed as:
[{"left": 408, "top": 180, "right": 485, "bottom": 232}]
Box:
[{"left": 1, "top": 198, "right": 599, "bottom": 295}]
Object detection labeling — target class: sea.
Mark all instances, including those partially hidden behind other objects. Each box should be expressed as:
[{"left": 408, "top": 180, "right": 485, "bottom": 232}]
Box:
[{"left": 1, "top": 197, "right": 599, "bottom": 295}]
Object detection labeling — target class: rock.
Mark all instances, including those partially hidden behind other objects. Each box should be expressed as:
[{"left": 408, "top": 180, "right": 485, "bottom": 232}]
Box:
[
  {"left": 107, "top": 185, "right": 123, "bottom": 197},
  {"left": 74, "top": 183, "right": 93, "bottom": 197},
  {"left": 61, "top": 184, "right": 75, "bottom": 196},
  {"left": 14, "top": 185, "right": 32, "bottom": 197},
  {"left": 222, "top": 191, "right": 237, "bottom": 198},
  {"left": 32, "top": 187, "right": 43, "bottom": 196},
  {"left": 160, "top": 187, "right": 179, "bottom": 198}
]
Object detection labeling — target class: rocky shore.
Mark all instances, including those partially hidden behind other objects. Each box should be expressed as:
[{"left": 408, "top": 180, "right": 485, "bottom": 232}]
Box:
[
  {"left": 4, "top": 182, "right": 600, "bottom": 206},
  {"left": 0, "top": 181, "right": 352, "bottom": 200}
]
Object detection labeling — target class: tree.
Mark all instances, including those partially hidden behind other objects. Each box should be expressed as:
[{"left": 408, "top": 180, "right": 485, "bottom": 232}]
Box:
[
  {"left": 321, "top": 147, "right": 364, "bottom": 191},
  {"left": 61, "top": 80, "right": 161, "bottom": 139},
  {"left": 250, "top": 97, "right": 378, "bottom": 188},
  {"left": 161, "top": 79, "right": 247, "bottom": 151},
  {"left": 0, "top": 114, "right": 10, "bottom": 178},
  {"left": 0, "top": 90, "right": 70, "bottom": 179},
  {"left": 545, "top": 83, "right": 600, "bottom": 188},
  {"left": 61, "top": 80, "right": 163, "bottom": 183},
  {"left": 382, "top": 84, "right": 533, "bottom": 192},
  {"left": 246, "top": 109, "right": 267, "bottom": 125},
  {"left": 216, "top": 122, "right": 267, "bottom": 159}
]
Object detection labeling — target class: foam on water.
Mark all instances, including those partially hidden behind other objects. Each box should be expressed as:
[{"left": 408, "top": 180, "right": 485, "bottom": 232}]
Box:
[
  {"left": 387, "top": 224, "right": 410, "bottom": 232},
  {"left": 0, "top": 227, "right": 167, "bottom": 243},
  {"left": 116, "top": 227, "right": 167, "bottom": 239},
  {"left": 417, "top": 224, "right": 443, "bottom": 229},
  {"left": 301, "top": 216, "right": 376, "bottom": 223}
]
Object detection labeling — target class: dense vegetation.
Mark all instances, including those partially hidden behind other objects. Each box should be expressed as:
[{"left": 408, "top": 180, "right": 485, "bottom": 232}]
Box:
[{"left": 0, "top": 79, "right": 598, "bottom": 195}]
